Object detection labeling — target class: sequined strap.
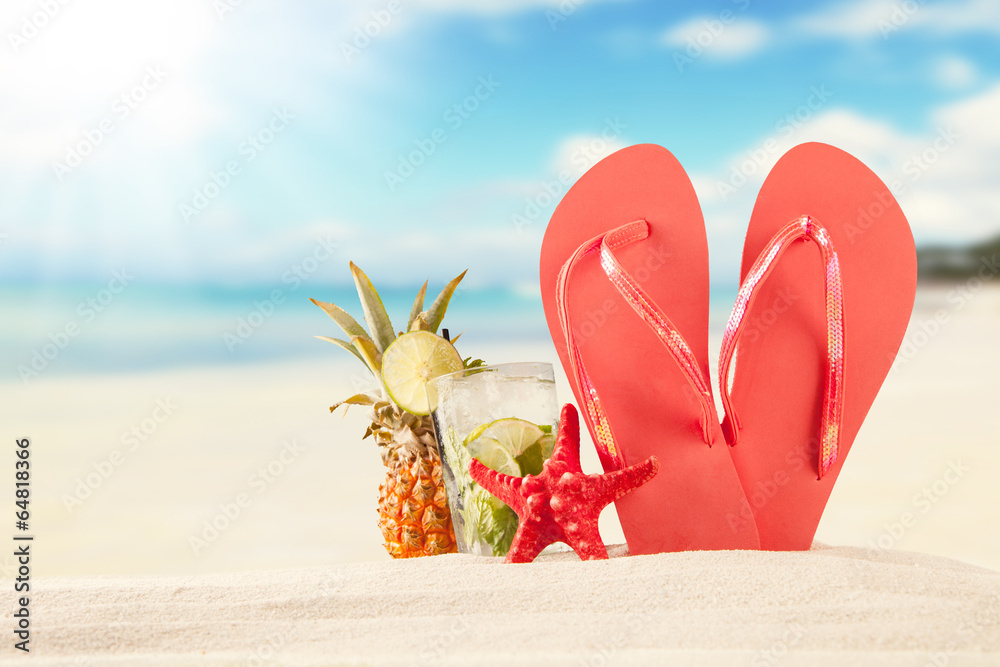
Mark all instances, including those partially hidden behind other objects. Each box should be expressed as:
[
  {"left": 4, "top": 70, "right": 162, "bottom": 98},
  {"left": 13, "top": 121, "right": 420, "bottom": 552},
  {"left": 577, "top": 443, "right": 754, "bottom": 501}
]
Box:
[
  {"left": 556, "top": 234, "right": 620, "bottom": 470},
  {"left": 599, "top": 222, "right": 716, "bottom": 446},
  {"left": 718, "top": 215, "right": 845, "bottom": 479},
  {"left": 556, "top": 220, "right": 716, "bottom": 470}
]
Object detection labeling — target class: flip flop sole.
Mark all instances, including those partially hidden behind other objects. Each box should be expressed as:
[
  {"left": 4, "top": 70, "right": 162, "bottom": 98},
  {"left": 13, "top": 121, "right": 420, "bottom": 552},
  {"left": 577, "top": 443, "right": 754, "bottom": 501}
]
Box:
[
  {"left": 541, "top": 144, "right": 760, "bottom": 554},
  {"left": 727, "top": 142, "right": 917, "bottom": 550}
]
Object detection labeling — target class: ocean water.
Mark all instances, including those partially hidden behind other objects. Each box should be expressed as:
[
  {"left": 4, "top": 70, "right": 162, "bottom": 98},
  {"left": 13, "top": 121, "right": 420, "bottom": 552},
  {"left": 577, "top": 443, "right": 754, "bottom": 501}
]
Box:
[{"left": 1, "top": 283, "right": 740, "bottom": 382}]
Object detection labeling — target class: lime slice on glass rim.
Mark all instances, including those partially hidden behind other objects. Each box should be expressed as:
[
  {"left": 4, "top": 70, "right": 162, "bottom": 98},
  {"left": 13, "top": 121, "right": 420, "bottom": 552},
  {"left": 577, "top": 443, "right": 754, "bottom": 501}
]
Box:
[{"left": 380, "top": 331, "right": 464, "bottom": 415}]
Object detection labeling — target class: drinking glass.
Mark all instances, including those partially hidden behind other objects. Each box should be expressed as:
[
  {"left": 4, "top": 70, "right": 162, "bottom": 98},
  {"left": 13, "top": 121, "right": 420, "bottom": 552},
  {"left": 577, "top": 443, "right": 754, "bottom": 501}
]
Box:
[{"left": 428, "top": 362, "right": 559, "bottom": 556}]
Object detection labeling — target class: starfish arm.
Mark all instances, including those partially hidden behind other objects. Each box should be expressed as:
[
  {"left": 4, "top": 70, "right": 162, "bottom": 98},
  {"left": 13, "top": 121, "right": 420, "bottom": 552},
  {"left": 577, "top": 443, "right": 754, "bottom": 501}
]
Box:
[
  {"left": 561, "top": 520, "right": 608, "bottom": 561},
  {"left": 504, "top": 521, "right": 549, "bottom": 564},
  {"left": 549, "top": 404, "right": 582, "bottom": 473},
  {"left": 589, "top": 455, "right": 660, "bottom": 508},
  {"left": 468, "top": 459, "right": 526, "bottom": 513}
]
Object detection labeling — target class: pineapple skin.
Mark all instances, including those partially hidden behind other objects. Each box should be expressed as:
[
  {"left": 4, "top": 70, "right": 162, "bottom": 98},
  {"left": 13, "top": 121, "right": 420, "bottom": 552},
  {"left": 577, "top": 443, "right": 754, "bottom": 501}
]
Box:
[
  {"left": 369, "top": 404, "right": 457, "bottom": 558},
  {"left": 377, "top": 448, "right": 457, "bottom": 558}
]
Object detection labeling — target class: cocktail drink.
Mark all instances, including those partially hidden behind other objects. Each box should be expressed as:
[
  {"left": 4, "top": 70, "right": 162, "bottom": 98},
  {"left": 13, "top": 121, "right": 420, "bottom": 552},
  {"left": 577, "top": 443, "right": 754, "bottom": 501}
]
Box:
[{"left": 427, "top": 363, "right": 558, "bottom": 556}]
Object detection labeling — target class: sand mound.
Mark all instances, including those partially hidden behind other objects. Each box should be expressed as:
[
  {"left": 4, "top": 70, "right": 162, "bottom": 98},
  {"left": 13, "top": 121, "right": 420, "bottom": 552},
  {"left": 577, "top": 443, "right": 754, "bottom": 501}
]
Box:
[{"left": 14, "top": 544, "right": 1000, "bottom": 666}]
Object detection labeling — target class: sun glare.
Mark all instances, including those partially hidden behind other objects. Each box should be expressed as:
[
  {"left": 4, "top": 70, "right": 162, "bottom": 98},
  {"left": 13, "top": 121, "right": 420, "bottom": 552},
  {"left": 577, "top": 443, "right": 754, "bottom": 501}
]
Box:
[{"left": 6, "top": 1, "right": 213, "bottom": 110}]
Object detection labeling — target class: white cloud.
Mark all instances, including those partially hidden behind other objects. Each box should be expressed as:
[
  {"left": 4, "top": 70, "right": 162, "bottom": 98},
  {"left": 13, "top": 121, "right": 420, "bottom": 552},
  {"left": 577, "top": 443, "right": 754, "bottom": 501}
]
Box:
[
  {"left": 927, "top": 83, "right": 1000, "bottom": 177},
  {"left": 790, "top": 0, "right": 1000, "bottom": 39},
  {"left": 661, "top": 0, "right": 1000, "bottom": 65},
  {"left": 931, "top": 54, "right": 979, "bottom": 90},
  {"left": 660, "top": 16, "right": 769, "bottom": 60},
  {"left": 899, "top": 0, "right": 1000, "bottom": 35},
  {"left": 551, "top": 133, "right": 628, "bottom": 177},
  {"left": 789, "top": 0, "right": 898, "bottom": 38},
  {"left": 688, "top": 174, "right": 721, "bottom": 208},
  {"left": 710, "top": 20, "right": 770, "bottom": 58}
]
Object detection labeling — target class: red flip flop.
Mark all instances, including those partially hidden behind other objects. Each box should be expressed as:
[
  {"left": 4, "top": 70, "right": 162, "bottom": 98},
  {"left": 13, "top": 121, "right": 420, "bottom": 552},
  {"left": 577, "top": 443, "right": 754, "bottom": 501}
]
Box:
[
  {"left": 720, "top": 142, "right": 916, "bottom": 550},
  {"left": 540, "top": 144, "right": 760, "bottom": 554}
]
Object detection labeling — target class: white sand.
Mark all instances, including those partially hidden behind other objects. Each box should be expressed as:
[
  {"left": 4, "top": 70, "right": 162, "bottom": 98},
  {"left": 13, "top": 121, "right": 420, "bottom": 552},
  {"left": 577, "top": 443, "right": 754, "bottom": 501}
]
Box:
[{"left": 9, "top": 544, "right": 1000, "bottom": 666}]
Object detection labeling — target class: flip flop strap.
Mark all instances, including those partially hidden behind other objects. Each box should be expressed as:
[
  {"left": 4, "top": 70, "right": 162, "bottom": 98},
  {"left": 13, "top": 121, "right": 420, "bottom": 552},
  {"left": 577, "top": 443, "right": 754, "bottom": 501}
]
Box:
[
  {"left": 556, "top": 220, "right": 716, "bottom": 470},
  {"left": 718, "top": 215, "right": 845, "bottom": 479}
]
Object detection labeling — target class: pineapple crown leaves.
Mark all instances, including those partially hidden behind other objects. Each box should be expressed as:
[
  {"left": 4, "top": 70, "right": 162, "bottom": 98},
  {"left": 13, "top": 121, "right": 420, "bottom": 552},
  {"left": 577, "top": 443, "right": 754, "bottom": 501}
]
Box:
[
  {"left": 424, "top": 269, "right": 467, "bottom": 334},
  {"left": 310, "top": 264, "right": 467, "bottom": 378},
  {"left": 329, "top": 392, "right": 381, "bottom": 414},
  {"left": 348, "top": 261, "right": 396, "bottom": 353},
  {"left": 406, "top": 280, "right": 428, "bottom": 332},
  {"left": 312, "top": 263, "right": 469, "bottom": 418}
]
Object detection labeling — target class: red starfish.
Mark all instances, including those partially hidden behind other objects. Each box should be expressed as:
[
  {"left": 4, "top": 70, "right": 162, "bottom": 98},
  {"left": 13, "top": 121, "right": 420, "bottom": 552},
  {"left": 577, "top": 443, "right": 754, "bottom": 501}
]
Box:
[{"left": 469, "top": 403, "right": 660, "bottom": 564}]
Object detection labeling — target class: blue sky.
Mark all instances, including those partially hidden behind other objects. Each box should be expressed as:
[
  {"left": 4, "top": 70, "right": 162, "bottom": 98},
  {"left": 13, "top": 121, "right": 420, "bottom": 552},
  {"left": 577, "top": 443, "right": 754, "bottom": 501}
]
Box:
[{"left": 1, "top": 0, "right": 998, "bottom": 291}]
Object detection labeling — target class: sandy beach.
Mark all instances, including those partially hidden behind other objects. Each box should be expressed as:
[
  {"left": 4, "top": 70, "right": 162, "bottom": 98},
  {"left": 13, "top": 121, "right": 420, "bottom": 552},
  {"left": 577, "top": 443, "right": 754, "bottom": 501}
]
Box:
[{"left": 11, "top": 544, "right": 1000, "bottom": 666}]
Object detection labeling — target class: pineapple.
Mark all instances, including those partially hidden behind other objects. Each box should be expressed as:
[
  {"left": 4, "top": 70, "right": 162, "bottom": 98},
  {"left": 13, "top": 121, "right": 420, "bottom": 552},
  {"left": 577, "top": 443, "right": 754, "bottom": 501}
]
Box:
[
  {"left": 311, "top": 263, "right": 479, "bottom": 558},
  {"left": 370, "top": 402, "right": 454, "bottom": 558}
]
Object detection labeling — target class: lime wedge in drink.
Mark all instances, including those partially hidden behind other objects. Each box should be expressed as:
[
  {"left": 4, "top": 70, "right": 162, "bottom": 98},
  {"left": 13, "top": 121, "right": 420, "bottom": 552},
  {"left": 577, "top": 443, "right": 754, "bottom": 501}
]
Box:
[
  {"left": 515, "top": 442, "right": 545, "bottom": 477},
  {"left": 462, "top": 423, "right": 490, "bottom": 447},
  {"left": 538, "top": 433, "right": 555, "bottom": 460},
  {"left": 467, "top": 437, "right": 521, "bottom": 477},
  {"left": 480, "top": 418, "right": 545, "bottom": 456},
  {"left": 380, "top": 331, "right": 464, "bottom": 415}
]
